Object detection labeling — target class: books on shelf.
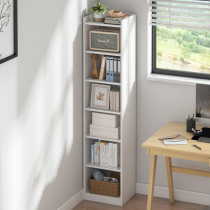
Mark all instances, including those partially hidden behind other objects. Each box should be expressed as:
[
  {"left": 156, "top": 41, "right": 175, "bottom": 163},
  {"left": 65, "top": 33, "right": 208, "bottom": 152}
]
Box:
[
  {"left": 105, "top": 56, "right": 120, "bottom": 82},
  {"left": 110, "top": 90, "right": 120, "bottom": 112},
  {"left": 104, "top": 14, "right": 129, "bottom": 25},
  {"left": 99, "top": 56, "right": 106, "bottom": 80},
  {"left": 91, "top": 140, "right": 120, "bottom": 169}
]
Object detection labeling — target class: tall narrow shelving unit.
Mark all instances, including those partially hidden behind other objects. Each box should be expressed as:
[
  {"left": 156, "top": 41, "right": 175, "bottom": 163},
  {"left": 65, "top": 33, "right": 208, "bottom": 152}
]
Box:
[{"left": 83, "top": 14, "right": 136, "bottom": 206}]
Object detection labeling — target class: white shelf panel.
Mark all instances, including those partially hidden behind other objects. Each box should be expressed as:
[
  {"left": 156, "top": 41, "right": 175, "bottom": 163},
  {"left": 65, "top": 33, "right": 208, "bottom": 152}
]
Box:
[
  {"left": 85, "top": 107, "right": 121, "bottom": 115},
  {"left": 85, "top": 50, "right": 121, "bottom": 57},
  {"left": 84, "top": 192, "right": 122, "bottom": 206},
  {"left": 85, "top": 21, "right": 121, "bottom": 28},
  {"left": 85, "top": 78, "right": 121, "bottom": 86},
  {"left": 86, "top": 135, "right": 121, "bottom": 143},
  {"left": 86, "top": 162, "right": 121, "bottom": 172}
]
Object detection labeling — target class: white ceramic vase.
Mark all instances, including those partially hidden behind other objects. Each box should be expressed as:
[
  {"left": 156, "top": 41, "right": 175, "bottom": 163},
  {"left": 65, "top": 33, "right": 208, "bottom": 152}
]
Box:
[
  {"left": 94, "top": 12, "right": 105, "bottom": 19},
  {"left": 93, "top": 12, "right": 105, "bottom": 22}
]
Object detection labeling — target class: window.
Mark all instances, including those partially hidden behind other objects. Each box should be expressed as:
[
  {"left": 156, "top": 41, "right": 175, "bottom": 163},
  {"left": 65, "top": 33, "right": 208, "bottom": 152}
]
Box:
[{"left": 151, "top": 0, "right": 210, "bottom": 79}]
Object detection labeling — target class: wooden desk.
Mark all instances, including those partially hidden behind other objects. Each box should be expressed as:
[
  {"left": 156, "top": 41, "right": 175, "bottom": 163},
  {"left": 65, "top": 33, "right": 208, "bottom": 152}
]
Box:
[{"left": 142, "top": 122, "right": 210, "bottom": 210}]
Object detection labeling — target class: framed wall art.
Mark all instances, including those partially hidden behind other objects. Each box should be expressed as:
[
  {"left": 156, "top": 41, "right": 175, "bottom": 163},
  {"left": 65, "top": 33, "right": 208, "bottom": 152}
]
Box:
[
  {"left": 0, "top": 0, "right": 18, "bottom": 64},
  {"left": 90, "top": 84, "right": 110, "bottom": 109}
]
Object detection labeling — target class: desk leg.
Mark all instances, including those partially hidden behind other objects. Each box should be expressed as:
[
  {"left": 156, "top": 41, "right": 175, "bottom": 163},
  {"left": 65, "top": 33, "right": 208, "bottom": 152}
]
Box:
[
  {"left": 165, "top": 157, "right": 175, "bottom": 204},
  {"left": 147, "top": 155, "right": 157, "bottom": 210}
]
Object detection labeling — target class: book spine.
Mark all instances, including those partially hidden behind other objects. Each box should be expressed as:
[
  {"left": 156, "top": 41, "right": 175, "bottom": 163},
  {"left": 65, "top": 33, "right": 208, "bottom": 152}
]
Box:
[
  {"left": 117, "top": 143, "right": 120, "bottom": 168},
  {"left": 110, "top": 91, "right": 114, "bottom": 111},
  {"left": 91, "top": 145, "right": 94, "bottom": 164},
  {"left": 109, "top": 57, "right": 114, "bottom": 82},
  {"left": 117, "top": 58, "right": 121, "bottom": 82},
  {"left": 114, "top": 91, "right": 116, "bottom": 111},
  {"left": 107, "top": 143, "right": 109, "bottom": 167},
  {"left": 100, "top": 142, "right": 102, "bottom": 166},
  {"left": 106, "top": 57, "right": 110, "bottom": 81},
  {"left": 95, "top": 142, "right": 98, "bottom": 164},
  {"left": 98, "top": 140, "right": 100, "bottom": 165},
  {"left": 105, "top": 143, "right": 107, "bottom": 167},
  {"left": 97, "top": 142, "right": 99, "bottom": 164},
  {"left": 114, "top": 57, "right": 118, "bottom": 82},
  {"left": 104, "top": 21, "right": 121, "bottom": 25},
  {"left": 101, "top": 143, "right": 104, "bottom": 167},
  {"left": 99, "top": 56, "right": 106, "bottom": 80},
  {"left": 115, "top": 144, "right": 117, "bottom": 168},
  {"left": 113, "top": 144, "right": 116, "bottom": 168},
  {"left": 116, "top": 91, "right": 120, "bottom": 112},
  {"left": 109, "top": 143, "right": 112, "bottom": 167},
  {"left": 94, "top": 143, "right": 96, "bottom": 164}
]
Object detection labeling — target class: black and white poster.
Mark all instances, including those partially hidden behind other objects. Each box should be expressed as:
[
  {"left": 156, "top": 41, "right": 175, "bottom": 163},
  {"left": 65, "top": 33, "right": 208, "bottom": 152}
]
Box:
[{"left": 0, "top": 0, "right": 17, "bottom": 64}]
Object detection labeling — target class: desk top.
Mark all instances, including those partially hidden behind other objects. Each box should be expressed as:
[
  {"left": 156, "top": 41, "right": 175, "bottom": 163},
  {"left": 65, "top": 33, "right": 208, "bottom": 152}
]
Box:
[{"left": 142, "top": 122, "right": 210, "bottom": 159}]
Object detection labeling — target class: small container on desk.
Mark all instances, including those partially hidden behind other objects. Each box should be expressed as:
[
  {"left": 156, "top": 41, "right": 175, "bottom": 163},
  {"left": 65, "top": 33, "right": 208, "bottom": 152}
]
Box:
[{"left": 186, "top": 119, "right": 196, "bottom": 132}]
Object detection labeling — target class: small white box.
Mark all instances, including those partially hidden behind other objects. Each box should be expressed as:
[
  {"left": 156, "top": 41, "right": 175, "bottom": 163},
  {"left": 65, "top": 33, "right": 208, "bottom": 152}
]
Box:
[
  {"left": 90, "top": 124, "right": 120, "bottom": 140},
  {"left": 92, "top": 112, "right": 120, "bottom": 128}
]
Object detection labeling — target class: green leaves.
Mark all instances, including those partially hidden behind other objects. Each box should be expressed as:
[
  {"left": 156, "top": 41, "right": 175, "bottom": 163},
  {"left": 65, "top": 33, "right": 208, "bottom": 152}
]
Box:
[{"left": 88, "top": 2, "right": 108, "bottom": 14}]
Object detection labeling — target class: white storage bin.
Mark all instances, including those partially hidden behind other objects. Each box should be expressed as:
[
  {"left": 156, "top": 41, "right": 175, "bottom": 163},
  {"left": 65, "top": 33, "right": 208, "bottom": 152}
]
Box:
[
  {"left": 90, "top": 124, "right": 120, "bottom": 139},
  {"left": 92, "top": 112, "right": 120, "bottom": 128}
]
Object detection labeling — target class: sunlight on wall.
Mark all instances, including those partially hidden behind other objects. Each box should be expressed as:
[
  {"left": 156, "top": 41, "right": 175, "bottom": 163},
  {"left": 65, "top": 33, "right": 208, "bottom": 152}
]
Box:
[{"left": 0, "top": 0, "right": 86, "bottom": 209}]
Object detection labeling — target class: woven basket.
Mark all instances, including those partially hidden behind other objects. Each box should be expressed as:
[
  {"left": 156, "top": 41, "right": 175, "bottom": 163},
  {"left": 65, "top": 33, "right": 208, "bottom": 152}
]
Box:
[{"left": 89, "top": 172, "right": 120, "bottom": 197}]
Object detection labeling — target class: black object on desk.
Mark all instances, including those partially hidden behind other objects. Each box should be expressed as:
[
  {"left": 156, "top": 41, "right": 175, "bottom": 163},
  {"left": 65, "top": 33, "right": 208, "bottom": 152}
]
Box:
[
  {"left": 193, "top": 144, "right": 202, "bottom": 150},
  {"left": 186, "top": 118, "right": 195, "bottom": 132},
  {"left": 198, "top": 137, "right": 210, "bottom": 143},
  {"left": 192, "top": 127, "right": 210, "bottom": 143}
]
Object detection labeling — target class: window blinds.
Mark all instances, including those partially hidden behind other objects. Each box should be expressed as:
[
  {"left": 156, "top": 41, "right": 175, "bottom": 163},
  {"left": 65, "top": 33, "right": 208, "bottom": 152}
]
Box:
[{"left": 150, "top": 0, "right": 210, "bottom": 30}]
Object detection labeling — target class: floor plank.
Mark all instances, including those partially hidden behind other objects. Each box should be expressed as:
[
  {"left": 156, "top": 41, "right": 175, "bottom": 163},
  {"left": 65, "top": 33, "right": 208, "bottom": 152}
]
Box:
[{"left": 73, "top": 194, "right": 208, "bottom": 210}]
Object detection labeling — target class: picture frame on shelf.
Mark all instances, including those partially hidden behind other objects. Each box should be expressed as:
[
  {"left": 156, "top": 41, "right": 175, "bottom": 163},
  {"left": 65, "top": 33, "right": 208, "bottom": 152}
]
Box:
[
  {"left": 0, "top": 0, "right": 18, "bottom": 64},
  {"left": 91, "top": 84, "right": 110, "bottom": 109}
]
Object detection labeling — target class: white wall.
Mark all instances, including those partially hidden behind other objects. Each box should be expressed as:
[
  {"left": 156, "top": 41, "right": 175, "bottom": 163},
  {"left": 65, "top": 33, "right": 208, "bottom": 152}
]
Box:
[
  {"left": 0, "top": 0, "right": 91, "bottom": 209},
  {"left": 100, "top": 0, "right": 210, "bottom": 197}
]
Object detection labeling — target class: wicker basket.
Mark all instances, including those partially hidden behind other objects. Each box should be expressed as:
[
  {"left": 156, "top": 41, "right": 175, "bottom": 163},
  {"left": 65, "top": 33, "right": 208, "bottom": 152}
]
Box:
[{"left": 89, "top": 172, "right": 120, "bottom": 197}]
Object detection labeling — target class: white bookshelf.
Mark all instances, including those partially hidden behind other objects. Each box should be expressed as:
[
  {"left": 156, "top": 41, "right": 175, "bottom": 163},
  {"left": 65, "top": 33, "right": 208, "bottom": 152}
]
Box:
[{"left": 83, "top": 14, "right": 136, "bottom": 206}]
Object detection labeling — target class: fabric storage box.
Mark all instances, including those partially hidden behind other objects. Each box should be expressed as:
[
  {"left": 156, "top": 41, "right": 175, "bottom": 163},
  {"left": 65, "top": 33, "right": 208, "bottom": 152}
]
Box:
[
  {"left": 89, "top": 29, "right": 120, "bottom": 52},
  {"left": 89, "top": 172, "right": 120, "bottom": 197},
  {"left": 92, "top": 112, "right": 120, "bottom": 128},
  {"left": 90, "top": 124, "right": 120, "bottom": 139}
]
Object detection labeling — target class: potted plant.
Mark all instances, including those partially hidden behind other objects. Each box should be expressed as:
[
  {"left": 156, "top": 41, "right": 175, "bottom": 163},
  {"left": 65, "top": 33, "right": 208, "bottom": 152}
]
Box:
[{"left": 88, "top": 2, "right": 108, "bottom": 22}]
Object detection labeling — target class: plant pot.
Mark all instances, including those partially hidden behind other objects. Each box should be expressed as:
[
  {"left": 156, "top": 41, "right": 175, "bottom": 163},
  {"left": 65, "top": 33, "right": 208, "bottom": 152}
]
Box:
[{"left": 93, "top": 12, "right": 105, "bottom": 22}]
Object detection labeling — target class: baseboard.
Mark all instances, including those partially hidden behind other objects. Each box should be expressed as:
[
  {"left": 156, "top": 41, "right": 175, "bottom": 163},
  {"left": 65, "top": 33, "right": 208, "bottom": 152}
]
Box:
[
  {"left": 58, "top": 189, "right": 84, "bottom": 210},
  {"left": 136, "top": 182, "right": 210, "bottom": 206}
]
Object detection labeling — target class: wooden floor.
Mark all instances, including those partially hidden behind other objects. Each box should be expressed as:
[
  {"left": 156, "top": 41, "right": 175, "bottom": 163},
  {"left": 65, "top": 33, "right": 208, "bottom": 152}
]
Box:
[{"left": 74, "top": 194, "right": 209, "bottom": 210}]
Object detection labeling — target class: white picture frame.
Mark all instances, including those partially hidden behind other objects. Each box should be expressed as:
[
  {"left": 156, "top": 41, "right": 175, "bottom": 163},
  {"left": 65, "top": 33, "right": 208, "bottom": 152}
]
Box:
[{"left": 90, "top": 84, "right": 110, "bottom": 109}]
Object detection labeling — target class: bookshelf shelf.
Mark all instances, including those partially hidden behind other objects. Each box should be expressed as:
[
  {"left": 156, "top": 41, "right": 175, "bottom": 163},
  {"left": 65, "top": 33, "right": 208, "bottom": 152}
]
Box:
[
  {"left": 86, "top": 162, "right": 121, "bottom": 172},
  {"left": 85, "top": 192, "right": 121, "bottom": 206},
  {"left": 86, "top": 135, "right": 121, "bottom": 143},
  {"left": 85, "top": 50, "right": 121, "bottom": 57},
  {"left": 85, "top": 107, "right": 121, "bottom": 115},
  {"left": 85, "top": 78, "right": 121, "bottom": 86},
  {"left": 85, "top": 20, "right": 121, "bottom": 28},
  {"left": 83, "top": 14, "right": 136, "bottom": 206}
]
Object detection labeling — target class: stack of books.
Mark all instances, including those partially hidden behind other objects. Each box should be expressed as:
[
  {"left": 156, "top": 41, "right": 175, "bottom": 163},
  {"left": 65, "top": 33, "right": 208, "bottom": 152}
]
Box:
[
  {"left": 91, "top": 140, "right": 120, "bottom": 169},
  {"left": 104, "top": 14, "right": 129, "bottom": 25},
  {"left": 110, "top": 90, "right": 120, "bottom": 112}
]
